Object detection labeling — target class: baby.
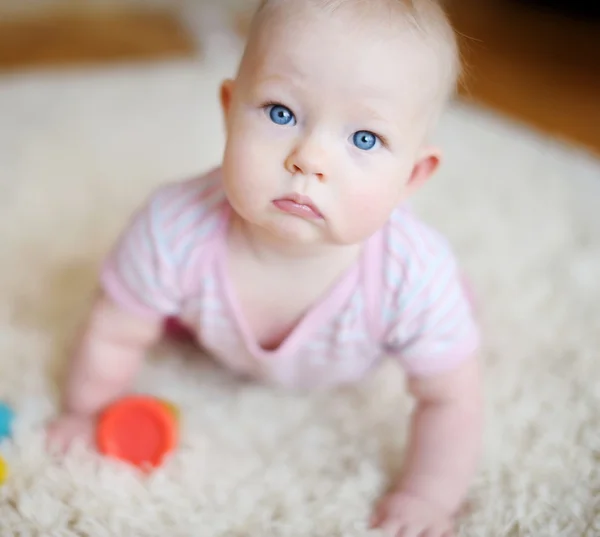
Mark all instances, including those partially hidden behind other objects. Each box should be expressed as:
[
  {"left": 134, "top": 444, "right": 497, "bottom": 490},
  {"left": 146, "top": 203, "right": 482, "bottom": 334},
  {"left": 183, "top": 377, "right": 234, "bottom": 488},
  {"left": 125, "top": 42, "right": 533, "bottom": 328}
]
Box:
[{"left": 49, "top": 0, "right": 483, "bottom": 535}]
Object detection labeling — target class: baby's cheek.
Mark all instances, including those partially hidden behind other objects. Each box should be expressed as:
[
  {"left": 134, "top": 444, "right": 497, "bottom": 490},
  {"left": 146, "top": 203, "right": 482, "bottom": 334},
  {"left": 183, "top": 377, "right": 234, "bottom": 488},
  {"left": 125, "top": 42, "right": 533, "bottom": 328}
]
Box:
[
  {"left": 224, "top": 137, "right": 271, "bottom": 203},
  {"left": 340, "top": 188, "right": 396, "bottom": 241}
]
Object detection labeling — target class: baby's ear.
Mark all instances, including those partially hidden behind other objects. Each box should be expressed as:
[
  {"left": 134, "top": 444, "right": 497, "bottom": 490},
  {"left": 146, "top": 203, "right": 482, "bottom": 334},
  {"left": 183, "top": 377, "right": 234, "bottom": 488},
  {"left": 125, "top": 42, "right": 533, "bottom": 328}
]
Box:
[
  {"left": 406, "top": 146, "right": 441, "bottom": 193},
  {"left": 219, "top": 79, "right": 235, "bottom": 127}
]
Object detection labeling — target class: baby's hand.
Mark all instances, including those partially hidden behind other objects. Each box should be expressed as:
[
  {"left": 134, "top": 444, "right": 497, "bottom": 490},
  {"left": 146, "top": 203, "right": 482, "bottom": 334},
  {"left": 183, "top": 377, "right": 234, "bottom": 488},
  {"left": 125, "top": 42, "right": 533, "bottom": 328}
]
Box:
[
  {"left": 370, "top": 491, "right": 454, "bottom": 537},
  {"left": 46, "top": 413, "right": 96, "bottom": 453}
]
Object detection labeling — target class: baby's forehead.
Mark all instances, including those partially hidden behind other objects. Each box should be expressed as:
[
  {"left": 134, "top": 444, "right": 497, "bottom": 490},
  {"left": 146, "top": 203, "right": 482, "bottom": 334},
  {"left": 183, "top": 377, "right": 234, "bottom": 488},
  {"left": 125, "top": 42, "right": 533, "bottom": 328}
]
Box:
[
  {"left": 245, "top": 15, "right": 444, "bottom": 113},
  {"left": 242, "top": 0, "right": 458, "bottom": 113}
]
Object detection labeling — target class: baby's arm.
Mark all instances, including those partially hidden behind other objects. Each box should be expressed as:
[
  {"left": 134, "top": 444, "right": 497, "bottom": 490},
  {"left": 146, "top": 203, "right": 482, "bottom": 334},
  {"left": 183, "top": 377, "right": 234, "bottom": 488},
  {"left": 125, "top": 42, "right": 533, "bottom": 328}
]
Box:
[
  {"left": 372, "top": 216, "right": 484, "bottom": 534},
  {"left": 47, "top": 177, "right": 215, "bottom": 449},
  {"left": 372, "top": 356, "right": 483, "bottom": 535},
  {"left": 47, "top": 292, "right": 163, "bottom": 450},
  {"left": 65, "top": 292, "right": 162, "bottom": 415},
  {"left": 400, "top": 357, "right": 482, "bottom": 510}
]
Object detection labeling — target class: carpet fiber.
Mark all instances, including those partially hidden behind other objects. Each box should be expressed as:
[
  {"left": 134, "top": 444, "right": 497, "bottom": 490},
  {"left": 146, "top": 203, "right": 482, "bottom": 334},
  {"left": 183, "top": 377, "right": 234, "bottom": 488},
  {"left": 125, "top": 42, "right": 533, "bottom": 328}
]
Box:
[{"left": 0, "top": 51, "right": 599, "bottom": 536}]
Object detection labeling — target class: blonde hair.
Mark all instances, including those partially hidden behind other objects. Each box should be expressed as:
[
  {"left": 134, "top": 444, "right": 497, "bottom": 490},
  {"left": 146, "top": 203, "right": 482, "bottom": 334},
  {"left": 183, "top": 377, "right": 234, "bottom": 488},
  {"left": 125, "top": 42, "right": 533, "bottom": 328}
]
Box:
[{"left": 251, "top": 0, "right": 461, "bottom": 102}]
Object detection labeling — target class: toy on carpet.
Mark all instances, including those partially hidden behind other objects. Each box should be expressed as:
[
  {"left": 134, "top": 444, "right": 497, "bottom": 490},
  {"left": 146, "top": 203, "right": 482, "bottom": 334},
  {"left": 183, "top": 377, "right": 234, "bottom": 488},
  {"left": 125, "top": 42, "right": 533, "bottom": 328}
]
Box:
[
  {"left": 0, "top": 397, "right": 178, "bottom": 480},
  {"left": 0, "top": 455, "right": 7, "bottom": 484},
  {"left": 0, "top": 401, "right": 14, "bottom": 442},
  {"left": 0, "top": 401, "right": 15, "bottom": 485},
  {"left": 96, "top": 395, "right": 179, "bottom": 470}
]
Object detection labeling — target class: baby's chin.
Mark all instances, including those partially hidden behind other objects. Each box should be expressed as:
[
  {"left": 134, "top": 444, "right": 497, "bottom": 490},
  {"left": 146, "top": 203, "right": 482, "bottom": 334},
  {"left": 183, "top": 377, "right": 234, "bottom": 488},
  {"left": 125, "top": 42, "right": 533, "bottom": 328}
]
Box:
[
  {"left": 264, "top": 216, "right": 370, "bottom": 250},
  {"left": 232, "top": 203, "right": 364, "bottom": 249},
  {"left": 265, "top": 214, "right": 330, "bottom": 246}
]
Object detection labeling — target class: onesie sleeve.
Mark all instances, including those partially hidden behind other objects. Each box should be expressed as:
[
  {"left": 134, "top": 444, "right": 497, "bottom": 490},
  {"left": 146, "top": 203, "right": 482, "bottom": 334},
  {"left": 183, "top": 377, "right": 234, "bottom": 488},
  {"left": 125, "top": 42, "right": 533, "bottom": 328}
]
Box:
[
  {"left": 100, "top": 183, "right": 185, "bottom": 319},
  {"left": 382, "top": 219, "right": 481, "bottom": 377}
]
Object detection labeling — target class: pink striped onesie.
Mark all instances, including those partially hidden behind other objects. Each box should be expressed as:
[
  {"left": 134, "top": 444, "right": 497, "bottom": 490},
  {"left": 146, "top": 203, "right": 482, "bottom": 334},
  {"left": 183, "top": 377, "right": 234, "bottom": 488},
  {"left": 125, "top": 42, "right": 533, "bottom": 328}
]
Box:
[{"left": 101, "top": 168, "right": 480, "bottom": 389}]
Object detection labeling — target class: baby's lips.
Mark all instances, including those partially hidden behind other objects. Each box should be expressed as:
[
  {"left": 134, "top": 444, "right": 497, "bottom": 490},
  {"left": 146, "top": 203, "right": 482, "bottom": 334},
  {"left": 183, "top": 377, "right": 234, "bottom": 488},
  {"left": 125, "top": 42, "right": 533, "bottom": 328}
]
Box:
[{"left": 273, "top": 194, "right": 323, "bottom": 219}]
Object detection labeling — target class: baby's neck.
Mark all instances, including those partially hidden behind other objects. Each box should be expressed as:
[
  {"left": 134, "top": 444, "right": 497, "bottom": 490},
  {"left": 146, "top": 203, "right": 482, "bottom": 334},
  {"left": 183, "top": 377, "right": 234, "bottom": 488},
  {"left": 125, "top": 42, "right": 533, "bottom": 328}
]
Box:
[{"left": 228, "top": 213, "right": 361, "bottom": 270}]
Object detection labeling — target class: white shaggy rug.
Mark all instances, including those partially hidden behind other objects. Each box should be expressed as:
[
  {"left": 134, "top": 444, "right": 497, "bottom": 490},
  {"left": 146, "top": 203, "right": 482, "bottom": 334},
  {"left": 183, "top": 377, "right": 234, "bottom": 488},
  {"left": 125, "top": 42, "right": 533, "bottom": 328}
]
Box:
[{"left": 0, "top": 51, "right": 599, "bottom": 537}]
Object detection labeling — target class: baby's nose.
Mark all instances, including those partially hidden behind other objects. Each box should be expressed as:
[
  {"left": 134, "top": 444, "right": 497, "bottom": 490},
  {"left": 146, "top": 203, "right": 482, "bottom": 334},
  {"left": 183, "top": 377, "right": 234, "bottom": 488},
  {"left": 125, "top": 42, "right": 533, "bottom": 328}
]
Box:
[{"left": 285, "top": 139, "right": 327, "bottom": 181}]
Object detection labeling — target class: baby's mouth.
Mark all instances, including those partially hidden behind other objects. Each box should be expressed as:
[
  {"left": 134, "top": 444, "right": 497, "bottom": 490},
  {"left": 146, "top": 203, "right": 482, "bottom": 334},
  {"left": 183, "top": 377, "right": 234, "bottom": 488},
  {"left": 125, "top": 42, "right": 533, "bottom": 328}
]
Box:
[{"left": 273, "top": 194, "right": 323, "bottom": 220}]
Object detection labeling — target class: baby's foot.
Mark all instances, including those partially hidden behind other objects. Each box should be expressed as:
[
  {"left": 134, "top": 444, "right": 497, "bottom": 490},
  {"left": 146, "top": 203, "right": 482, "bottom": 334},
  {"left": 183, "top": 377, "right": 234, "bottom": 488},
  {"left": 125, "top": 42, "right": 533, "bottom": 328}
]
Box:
[
  {"left": 370, "top": 491, "right": 455, "bottom": 537},
  {"left": 46, "top": 414, "right": 96, "bottom": 453}
]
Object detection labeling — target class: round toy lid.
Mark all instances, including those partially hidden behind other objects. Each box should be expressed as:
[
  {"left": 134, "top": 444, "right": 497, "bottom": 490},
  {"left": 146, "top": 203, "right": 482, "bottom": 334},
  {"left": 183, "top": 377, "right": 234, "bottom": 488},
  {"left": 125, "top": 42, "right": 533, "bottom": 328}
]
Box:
[{"left": 97, "top": 396, "right": 178, "bottom": 469}]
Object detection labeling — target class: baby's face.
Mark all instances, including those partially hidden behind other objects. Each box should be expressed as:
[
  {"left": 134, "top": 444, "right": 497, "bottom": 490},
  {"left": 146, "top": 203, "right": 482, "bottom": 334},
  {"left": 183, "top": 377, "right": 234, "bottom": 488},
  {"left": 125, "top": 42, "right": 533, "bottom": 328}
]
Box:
[{"left": 221, "top": 9, "right": 442, "bottom": 246}]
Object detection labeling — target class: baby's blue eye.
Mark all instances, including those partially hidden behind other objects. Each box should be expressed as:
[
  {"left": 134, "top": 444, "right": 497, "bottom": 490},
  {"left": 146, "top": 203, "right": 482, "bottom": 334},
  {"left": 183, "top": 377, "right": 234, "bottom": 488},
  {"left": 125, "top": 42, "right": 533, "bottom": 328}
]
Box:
[
  {"left": 268, "top": 104, "right": 295, "bottom": 126},
  {"left": 353, "top": 131, "right": 378, "bottom": 151}
]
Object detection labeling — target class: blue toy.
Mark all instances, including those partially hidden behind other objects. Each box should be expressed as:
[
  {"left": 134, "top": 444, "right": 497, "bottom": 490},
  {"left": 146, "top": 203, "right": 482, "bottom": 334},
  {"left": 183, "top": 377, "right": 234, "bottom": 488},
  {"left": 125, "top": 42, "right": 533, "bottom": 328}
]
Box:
[{"left": 0, "top": 402, "right": 15, "bottom": 442}]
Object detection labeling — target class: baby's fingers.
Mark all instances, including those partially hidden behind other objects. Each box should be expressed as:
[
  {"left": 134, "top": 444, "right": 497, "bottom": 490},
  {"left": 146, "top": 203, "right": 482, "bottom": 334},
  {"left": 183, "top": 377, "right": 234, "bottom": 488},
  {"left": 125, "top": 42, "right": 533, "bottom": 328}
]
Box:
[
  {"left": 422, "top": 524, "right": 455, "bottom": 537},
  {"left": 378, "top": 520, "right": 407, "bottom": 537},
  {"left": 396, "top": 525, "right": 426, "bottom": 537},
  {"left": 369, "top": 497, "right": 392, "bottom": 528},
  {"left": 45, "top": 416, "right": 95, "bottom": 454},
  {"left": 374, "top": 514, "right": 424, "bottom": 537},
  {"left": 369, "top": 507, "right": 402, "bottom": 536}
]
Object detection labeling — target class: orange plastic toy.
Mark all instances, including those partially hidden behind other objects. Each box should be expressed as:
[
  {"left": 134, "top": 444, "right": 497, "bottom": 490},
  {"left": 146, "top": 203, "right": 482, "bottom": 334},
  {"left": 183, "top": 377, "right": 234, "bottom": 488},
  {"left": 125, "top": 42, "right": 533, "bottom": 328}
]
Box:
[{"left": 96, "top": 395, "right": 179, "bottom": 470}]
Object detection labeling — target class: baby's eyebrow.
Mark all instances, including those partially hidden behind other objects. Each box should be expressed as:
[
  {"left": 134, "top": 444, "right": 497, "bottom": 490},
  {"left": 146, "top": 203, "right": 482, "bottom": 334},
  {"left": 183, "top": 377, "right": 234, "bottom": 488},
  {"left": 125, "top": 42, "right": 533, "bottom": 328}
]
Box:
[
  {"left": 351, "top": 100, "right": 391, "bottom": 125},
  {"left": 257, "top": 62, "right": 306, "bottom": 83},
  {"left": 257, "top": 74, "right": 291, "bottom": 86},
  {"left": 252, "top": 54, "right": 305, "bottom": 80},
  {"left": 252, "top": 72, "right": 305, "bottom": 96}
]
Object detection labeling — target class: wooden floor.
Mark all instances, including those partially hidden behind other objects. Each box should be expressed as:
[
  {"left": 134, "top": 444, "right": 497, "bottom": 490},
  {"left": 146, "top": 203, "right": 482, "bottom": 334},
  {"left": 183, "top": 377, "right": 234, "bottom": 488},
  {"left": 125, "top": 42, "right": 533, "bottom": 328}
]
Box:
[
  {"left": 0, "top": 9, "right": 196, "bottom": 70},
  {"left": 447, "top": 0, "right": 600, "bottom": 154},
  {"left": 0, "top": 0, "right": 598, "bottom": 154}
]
